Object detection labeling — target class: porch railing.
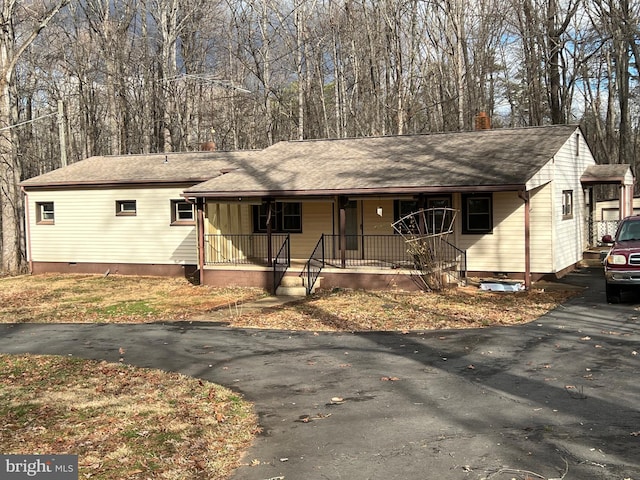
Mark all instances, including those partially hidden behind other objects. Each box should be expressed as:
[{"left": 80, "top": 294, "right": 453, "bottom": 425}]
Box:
[
  {"left": 323, "top": 234, "right": 417, "bottom": 267},
  {"left": 204, "top": 233, "right": 466, "bottom": 284},
  {"left": 321, "top": 234, "right": 466, "bottom": 280},
  {"left": 273, "top": 235, "right": 291, "bottom": 293},
  {"left": 204, "top": 233, "right": 290, "bottom": 266},
  {"left": 587, "top": 218, "right": 620, "bottom": 246},
  {"left": 302, "top": 235, "right": 325, "bottom": 294}
]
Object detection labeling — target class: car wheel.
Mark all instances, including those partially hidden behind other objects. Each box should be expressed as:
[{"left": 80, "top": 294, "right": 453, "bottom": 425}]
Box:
[{"left": 606, "top": 283, "right": 621, "bottom": 303}]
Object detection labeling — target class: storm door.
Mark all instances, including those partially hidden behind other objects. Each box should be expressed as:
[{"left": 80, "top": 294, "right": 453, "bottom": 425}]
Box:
[{"left": 345, "top": 200, "right": 359, "bottom": 250}]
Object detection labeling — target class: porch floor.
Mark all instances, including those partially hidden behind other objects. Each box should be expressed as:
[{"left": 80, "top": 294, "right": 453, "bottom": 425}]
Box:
[{"left": 204, "top": 258, "right": 415, "bottom": 275}]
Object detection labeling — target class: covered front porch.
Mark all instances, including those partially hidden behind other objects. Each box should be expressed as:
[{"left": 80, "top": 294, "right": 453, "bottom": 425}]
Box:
[{"left": 196, "top": 196, "right": 468, "bottom": 294}]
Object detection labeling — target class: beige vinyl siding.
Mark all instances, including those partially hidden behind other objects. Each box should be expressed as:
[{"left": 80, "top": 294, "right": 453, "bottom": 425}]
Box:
[
  {"left": 206, "top": 203, "right": 252, "bottom": 263},
  {"left": 361, "top": 199, "right": 395, "bottom": 235},
  {"left": 360, "top": 199, "right": 406, "bottom": 261},
  {"left": 550, "top": 132, "right": 594, "bottom": 272},
  {"left": 205, "top": 201, "right": 335, "bottom": 260},
  {"left": 457, "top": 191, "right": 526, "bottom": 273},
  {"left": 27, "top": 187, "right": 196, "bottom": 264},
  {"left": 206, "top": 203, "right": 252, "bottom": 235},
  {"left": 295, "top": 201, "right": 333, "bottom": 258},
  {"left": 528, "top": 184, "right": 554, "bottom": 272}
]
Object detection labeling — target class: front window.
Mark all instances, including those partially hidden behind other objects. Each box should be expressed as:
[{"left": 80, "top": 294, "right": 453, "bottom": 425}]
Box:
[
  {"left": 462, "top": 193, "right": 493, "bottom": 234},
  {"left": 394, "top": 197, "right": 452, "bottom": 234},
  {"left": 36, "top": 202, "right": 55, "bottom": 224},
  {"left": 394, "top": 200, "right": 419, "bottom": 233},
  {"left": 253, "top": 202, "right": 302, "bottom": 233}
]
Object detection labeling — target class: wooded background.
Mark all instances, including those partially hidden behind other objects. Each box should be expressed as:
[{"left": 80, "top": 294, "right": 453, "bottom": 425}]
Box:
[{"left": 1, "top": 0, "right": 639, "bottom": 272}]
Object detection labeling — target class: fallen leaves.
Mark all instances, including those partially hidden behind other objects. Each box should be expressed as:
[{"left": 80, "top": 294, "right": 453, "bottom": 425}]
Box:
[
  {"left": 228, "top": 287, "right": 577, "bottom": 332},
  {"left": 0, "top": 274, "right": 578, "bottom": 332},
  {"left": 0, "top": 274, "right": 265, "bottom": 324},
  {"left": 0, "top": 354, "right": 256, "bottom": 480}
]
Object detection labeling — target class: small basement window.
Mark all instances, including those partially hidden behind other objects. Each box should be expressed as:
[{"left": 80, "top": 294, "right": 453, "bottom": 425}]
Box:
[
  {"left": 36, "top": 202, "right": 55, "bottom": 224},
  {"left": 171, "top": 200, "right": 195, "bottom": 225},
  {"left": 116, "top": 200, "right": 137, "bottom": 216}
]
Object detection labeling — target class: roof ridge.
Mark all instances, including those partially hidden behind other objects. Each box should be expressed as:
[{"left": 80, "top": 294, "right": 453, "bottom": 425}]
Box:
[{"left": 277, "top": 124, "right": 580, "bottom": 145}]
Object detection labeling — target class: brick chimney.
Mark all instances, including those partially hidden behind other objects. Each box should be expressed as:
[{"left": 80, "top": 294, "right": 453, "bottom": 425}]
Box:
[
  {"left": 475, "top": 111, "right": 491, "bottom": 130},
  {"left": 200, "top": 141, "right": 216, "bottom": 151}
]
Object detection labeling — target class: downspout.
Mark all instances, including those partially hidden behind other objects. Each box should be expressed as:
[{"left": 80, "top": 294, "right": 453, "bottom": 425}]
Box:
[
  {"left": 194, "top": 197, "right": 205, "bottom": 285},
  {"left": 518, "top": 190, "right": 531, "bottom": 289},
  {"left": 21, "top": 187, "right": 33, "bottom": 274}
]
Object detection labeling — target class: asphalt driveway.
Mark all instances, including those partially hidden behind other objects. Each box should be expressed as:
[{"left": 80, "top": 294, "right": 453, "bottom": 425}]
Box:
[{"left": 1, "top": 267, "right": 639, "bottom": 480}]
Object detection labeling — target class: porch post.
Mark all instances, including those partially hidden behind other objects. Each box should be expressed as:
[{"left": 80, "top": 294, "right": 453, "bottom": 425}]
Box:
[
  {"left": 266, "top": 199, "right": 273, "bottom": 267},
  {"left": 519, "top": 190, "right": 531, "bottom": 290},
  {"left": 586, "top": 187, "right": 595, "bottom": 246},
  {"left": 417, "top": 194, "right": 426, "bottom": 234},
  {"left": 197, "top": 198, "right": 206, "bottom": 285},
  {"left": 339, "top": 195, "right": 347, "bottom": 268}
]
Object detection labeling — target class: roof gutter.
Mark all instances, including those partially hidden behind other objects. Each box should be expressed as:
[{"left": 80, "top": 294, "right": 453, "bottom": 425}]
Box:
[
  {"left": 21, "top": 180, "right": 211, "bottom": 190},
  {"left": 182, "top": 183, "right": 528, "bottom": 199}
]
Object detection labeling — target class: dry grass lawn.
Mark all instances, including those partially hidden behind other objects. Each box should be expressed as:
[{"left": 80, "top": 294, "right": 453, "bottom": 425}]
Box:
[
  {"left": 0, "top": 354, "right": 257, "bottom": 480},
  {"left": 0, "top": 273, "right": 579, "bottom": 330},
  {"left": 0, "top": 273, "right": 581, "bottom": 479}
]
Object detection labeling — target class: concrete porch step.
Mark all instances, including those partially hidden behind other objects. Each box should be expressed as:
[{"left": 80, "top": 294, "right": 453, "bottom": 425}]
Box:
[{"left": 276, "top": 275, "right": 321, "bottom": 297}]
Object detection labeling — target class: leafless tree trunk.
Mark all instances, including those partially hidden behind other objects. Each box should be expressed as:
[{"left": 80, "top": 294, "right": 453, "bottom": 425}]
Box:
[{"left": 0, "top": 0, "right": 69, "bottom": 273}]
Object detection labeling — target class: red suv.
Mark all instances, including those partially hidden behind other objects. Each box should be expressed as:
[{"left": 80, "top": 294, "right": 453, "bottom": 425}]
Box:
[{"left": 602, "top": 215, "right": 640, "bottom": 303}]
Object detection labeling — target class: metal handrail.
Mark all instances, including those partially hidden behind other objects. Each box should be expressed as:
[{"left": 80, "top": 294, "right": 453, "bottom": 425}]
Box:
[
  {"left": 273, "top": 234, "right": 291, "bottom": 293},
  {"left": 302, "top": 234, "right": 325, "bottom": 295}
]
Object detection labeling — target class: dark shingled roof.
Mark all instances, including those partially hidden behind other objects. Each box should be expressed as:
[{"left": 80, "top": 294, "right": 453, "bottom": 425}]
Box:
[
  {"left": 185, "top": 125, "right": 581, "bottom": 197},
  {"left": 21, "top": 150, "right": 262, "bottom": 188},
  {"left": 23, "top": 125, "right": 583, "bottom": 195},
  {"left": 581, "top": 164, "right": 631, "bottom": 184}
]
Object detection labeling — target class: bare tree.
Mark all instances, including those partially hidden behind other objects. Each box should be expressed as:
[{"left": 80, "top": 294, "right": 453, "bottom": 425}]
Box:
[{"left": 0, "top": 0, "right": 70, "bottom": 273}]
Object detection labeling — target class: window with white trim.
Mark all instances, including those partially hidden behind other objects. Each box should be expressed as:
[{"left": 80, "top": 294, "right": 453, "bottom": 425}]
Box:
[
  {"left": 36, "top": 202, "right": 55, "bottom": 224},
  {"left": 562, "top": 190, "right": 573, "bottom": 219},
  {"left": 171, "top": 200, "right": 195, "bottom": 225}
]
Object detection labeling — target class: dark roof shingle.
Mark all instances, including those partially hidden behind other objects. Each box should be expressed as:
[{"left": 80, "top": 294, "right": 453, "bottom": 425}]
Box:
[
  {"left": 185, "top": 125, "right": 580, "bottom": 196},
  {"left": 22, "top": 125, "right": 582, "bottom": 195}
]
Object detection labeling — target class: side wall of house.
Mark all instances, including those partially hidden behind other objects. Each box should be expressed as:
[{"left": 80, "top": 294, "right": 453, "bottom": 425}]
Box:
[
  {"left": 26, "top": 187, "right": 197, "bottom": 266},
  {"left": 528, "top": 184, "right": 555, "bottom": 273},
  {"left": 455, "top": 191, "right": 526, "bottom": 274},
  {"left": 549, "top": 132, "right": 595, "bottom": 273}
]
